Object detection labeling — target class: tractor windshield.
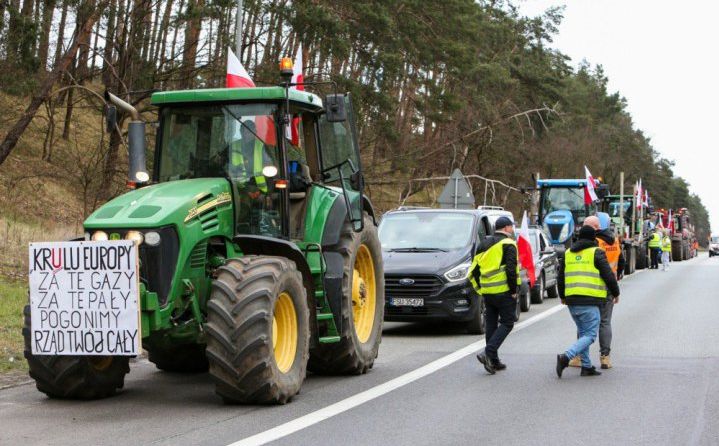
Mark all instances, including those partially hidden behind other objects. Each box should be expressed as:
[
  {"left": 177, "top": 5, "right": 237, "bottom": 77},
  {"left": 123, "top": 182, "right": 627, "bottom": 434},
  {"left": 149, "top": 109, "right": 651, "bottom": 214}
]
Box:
[
  {"left": 608, "top": 200, "right": 632, "bottom": 218},
  {"left": 158, "top": 103, "right": 279, "bottom": 183},
  {"left": 540, "top": 187, "right": 595, "bottom": 224},
  {"left": 158, "top": 103, "right": 284, "bottom": 237}
]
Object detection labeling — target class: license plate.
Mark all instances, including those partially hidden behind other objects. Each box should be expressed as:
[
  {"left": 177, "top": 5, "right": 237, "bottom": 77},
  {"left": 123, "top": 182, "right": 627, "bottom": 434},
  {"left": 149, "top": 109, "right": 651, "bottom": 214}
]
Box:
[{"left": 390, "top": 297, "right": 424, "bottom": 307}]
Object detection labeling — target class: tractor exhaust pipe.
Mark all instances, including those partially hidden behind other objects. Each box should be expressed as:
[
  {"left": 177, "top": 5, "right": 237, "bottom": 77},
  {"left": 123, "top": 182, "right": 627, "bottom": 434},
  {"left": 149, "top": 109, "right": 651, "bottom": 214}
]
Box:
[{"left": 105, "top": 91, "right": 149, "bottom": 185}]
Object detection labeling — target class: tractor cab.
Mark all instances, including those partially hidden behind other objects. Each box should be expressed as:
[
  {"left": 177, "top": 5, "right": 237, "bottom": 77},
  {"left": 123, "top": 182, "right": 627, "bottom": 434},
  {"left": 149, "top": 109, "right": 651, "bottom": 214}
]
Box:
[{"left": 537, "top": 179, "right": 609, "bottom": 247}]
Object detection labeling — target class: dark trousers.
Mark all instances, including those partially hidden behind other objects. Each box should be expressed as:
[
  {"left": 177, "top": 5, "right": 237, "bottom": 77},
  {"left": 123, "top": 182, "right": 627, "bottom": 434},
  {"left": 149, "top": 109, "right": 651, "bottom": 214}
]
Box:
[
  {"left": 599, "top": 299, "right": 614, "bottom": 356},
  {"left": 650, "top": 248, "right": 661, "bottom": 269},
  {"left": 483, "top": 293, "right": 517, "bottom": 362}
]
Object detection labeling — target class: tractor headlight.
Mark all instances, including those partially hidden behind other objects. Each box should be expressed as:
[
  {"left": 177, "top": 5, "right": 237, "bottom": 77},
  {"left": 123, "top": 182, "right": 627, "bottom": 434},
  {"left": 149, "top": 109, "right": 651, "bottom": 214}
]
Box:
[
  {"left": 144, "top": 231, "right": 161, "bottom": 246},
  {"left": 125, "top": 230, "right": 144, "bottom": 245},
  {"left": 559, "top": 223, "right": 570, "bottom": 241},
  {"left": 91, "top": 230, "right": 108, "bottom": 241},
  {"left": 444, "top": 262, "right": 472, "bottom": 282}
]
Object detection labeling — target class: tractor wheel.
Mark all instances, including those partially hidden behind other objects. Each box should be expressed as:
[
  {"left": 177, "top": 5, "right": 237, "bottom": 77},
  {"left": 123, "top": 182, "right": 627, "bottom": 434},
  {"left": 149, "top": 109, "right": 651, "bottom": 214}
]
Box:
[
  {"left": 205, "top": 256, "right": 309, "bottom": 404},
  {"left": 530, "top": 274, "right": 545, "bottom": 304},
  {"left": 22, "top": 305, "right": 129, "bottom": 399},
  {"left": 308, "top": 213, "right": 384, "bottom": 375},
  {"left": 464, "top": 296, "right": 486, "bottom": 335},
  {"left": 148, "top": 344, "right": 209, "bottom": 373}
]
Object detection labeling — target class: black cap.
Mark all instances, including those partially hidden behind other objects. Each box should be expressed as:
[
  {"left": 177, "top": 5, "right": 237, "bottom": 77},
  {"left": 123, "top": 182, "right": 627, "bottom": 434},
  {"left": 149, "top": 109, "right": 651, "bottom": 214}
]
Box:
[
  {"left": 578, "top": 225, "right": 596, "bottom": 240},
  {"left": 495, "top": 216, "right": 514, "bottom": 231}
]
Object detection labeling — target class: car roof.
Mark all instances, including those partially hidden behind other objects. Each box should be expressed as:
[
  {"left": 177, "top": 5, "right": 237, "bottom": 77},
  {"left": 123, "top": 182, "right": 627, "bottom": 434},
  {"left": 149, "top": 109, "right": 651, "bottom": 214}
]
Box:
[{"left": 386, "top": 207, "right": 488, "bottom": 216}]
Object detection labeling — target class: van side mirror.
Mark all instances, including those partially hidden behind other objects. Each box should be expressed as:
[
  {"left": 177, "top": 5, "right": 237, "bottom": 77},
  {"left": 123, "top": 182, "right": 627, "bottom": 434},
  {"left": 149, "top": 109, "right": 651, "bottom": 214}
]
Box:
[
  {"left": 105, "top": 105, "right": 117, "bottom": 132},
  {"left": 324, "top": 94, "right": 347, "bottom": 122}
]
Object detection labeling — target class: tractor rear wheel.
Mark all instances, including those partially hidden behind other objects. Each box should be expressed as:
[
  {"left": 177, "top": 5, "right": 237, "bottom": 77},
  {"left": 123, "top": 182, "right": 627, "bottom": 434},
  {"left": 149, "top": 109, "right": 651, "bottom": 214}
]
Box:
[
  {"left": 308, "top": 214, "right": 384, "bottom": 375},
  {"left": 148, "top": 344, "right": 209, "bottom": 373},
  {"left": 205, "top": 256, "right": 309, "bottom": 404},
  {"left": 22, "top": 305, "right": 130, "bottom": 399}
]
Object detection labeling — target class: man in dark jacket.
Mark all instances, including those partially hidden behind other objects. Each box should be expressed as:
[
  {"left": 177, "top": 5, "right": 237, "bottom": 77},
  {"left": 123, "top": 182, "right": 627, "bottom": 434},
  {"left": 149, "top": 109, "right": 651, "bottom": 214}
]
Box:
[
  {"left": 556, "top": 225, "right": 620, "bottom": 378},
  {"left": 569, "top": 216, "right": 624, "bottom": 368},
  {"left": 470, "top": 216, "right": 520, "bottom": 375}
]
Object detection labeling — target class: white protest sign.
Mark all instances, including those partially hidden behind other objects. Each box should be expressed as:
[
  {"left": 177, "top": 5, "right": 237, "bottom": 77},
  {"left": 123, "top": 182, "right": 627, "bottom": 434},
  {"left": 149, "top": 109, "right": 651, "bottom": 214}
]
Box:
[{"left": 28, "top": 240, "right": 140, "bottom": 356}]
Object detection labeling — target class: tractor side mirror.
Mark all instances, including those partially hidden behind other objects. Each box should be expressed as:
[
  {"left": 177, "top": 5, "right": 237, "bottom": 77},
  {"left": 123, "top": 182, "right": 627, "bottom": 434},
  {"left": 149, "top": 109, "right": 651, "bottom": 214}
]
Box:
[
  {"left": 324, "top": 94, "right": 347, "bottom": 122},
  {"left": 105, "top": 105, "right": 117, "bottom": 133}
]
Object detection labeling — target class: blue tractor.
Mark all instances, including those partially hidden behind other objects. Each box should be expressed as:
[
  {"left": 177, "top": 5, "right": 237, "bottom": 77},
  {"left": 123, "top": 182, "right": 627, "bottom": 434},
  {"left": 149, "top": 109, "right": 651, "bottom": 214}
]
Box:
[{"left": 536, "top": 178, "right": 610, "bottom": 249}]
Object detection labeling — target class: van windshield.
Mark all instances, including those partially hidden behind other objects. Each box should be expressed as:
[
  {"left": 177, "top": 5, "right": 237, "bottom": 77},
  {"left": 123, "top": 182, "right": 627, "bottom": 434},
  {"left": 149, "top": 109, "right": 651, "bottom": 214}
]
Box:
[{"left": 379, "top": 212, "right": 475, "bottom": 251}]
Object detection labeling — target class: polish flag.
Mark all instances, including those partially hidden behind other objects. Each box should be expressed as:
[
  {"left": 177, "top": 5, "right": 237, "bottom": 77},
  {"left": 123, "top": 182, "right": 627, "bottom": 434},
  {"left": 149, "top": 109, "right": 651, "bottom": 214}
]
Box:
[
  {"left": 636, "top": 179, "right": 643, "bottom": 210},
  {"left": 286, "top": 44, "right": 304, "bottom": 145},
  {"left": 584, "top": 166, "right": 598, "bottom": 205},
  {"left": 226, "top": 47, "right": 276, "bottom": 145},
  {"left": 226, "top": 47, "right": 255, "bottom": 88},
  {"left": 517, "top": 211, "right": 536, "bottom": 287},
  {"left": 667, "top": 209, "right": 673, "bottom": 233}
]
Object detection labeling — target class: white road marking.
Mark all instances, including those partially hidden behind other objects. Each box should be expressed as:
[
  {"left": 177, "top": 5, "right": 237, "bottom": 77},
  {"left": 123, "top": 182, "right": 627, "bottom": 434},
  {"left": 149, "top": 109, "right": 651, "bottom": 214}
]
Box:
[{"left": 227, "top": 303, "right": 566, "bottom": 446}]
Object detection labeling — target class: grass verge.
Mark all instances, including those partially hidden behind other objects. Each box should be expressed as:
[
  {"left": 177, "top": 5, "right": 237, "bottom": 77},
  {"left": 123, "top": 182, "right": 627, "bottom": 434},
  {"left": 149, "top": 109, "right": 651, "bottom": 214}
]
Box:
[{"left": 0, "top": 278, "right": 27, "bottom": 373}]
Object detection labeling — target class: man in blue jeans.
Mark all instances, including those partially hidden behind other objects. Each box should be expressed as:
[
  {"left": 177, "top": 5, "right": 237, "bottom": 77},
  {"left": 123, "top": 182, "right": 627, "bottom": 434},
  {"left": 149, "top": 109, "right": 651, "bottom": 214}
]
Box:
[{"left": 556, "top": 225, "right": 620, "bottom": 377}]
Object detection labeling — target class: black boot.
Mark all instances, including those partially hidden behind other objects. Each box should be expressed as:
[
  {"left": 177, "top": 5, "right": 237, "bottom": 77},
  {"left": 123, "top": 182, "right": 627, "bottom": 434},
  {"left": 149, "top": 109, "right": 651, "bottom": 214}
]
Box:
[
  {"left": 556, "top": 354, "right": 569, "bottom": 378},
  {"left": 581, "top": 366, "right": 602, "bottom": 376},
  {"left": 477, "top": 352, "right": 496, "bottom": 375},
  {"left": 493, "top": 360, "right": 507, "bottom": 371}
]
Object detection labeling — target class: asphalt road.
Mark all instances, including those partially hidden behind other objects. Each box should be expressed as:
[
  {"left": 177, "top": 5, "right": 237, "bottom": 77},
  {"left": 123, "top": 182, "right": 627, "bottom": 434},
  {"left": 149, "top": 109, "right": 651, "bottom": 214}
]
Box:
[{"left": 2, "top": 254, "right": 717, "bottom": 446}]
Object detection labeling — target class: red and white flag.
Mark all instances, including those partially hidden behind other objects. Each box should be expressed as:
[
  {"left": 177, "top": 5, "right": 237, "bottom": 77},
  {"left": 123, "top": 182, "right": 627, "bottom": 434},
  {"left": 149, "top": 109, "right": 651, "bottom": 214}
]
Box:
[
  {"left": 667, "top": 209, "right": 673, "bottom": 233},
  {"left": 226, "top": 47, "right": 255, "bottom": 88},
  {"left": 635, "top": 179, "right": 643, "bottom": 210},
  {"left": 226, "top": 48, "right": 276, "bottom": 145},
  {"left": 584, "top": 166, "right": 598, "bottom": 205},
  {"left": 286, "top": 44, "right": 304, "bottom": 145},
  {"left": 517, "top": 211, "right": 536, "bottom": 287}
]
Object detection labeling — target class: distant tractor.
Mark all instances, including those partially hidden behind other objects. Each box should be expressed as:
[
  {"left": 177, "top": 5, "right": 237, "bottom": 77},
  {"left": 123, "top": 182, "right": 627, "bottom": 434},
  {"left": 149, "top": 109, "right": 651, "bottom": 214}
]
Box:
[
  {"left": 601, "top": 194, "right": 649, "bottom": 274},
  {"left": 535, "top": 178, "right": 610, "bottom": 249},
  {"left": 23, "top": 59, "right": 385, "bottom": 404}
]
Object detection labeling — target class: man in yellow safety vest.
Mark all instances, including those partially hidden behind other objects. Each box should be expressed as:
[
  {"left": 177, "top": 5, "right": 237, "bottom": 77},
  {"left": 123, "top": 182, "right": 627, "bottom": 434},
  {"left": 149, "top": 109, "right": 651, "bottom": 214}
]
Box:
[
  {"left": 648, "top": 229, "right": 662, "bottom": 269},
  {"left": 470, "top": 216, "right": 520, "bottom": 375},
  {"left": 556, "top": 225, "right": 620, "bottom": 378}
]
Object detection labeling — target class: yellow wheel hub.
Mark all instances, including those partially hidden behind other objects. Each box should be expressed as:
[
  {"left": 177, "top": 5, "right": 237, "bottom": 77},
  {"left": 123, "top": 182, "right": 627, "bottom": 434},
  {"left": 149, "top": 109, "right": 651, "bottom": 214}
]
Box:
[
  {"left": 272, "top": 292, "right": 298, "bottom": 373},
  {"left": 352, "top": 244, "right": 376, "bottom": 344},
  {"left": 88, "top": 356, "right": 113, "bottom": 371}
]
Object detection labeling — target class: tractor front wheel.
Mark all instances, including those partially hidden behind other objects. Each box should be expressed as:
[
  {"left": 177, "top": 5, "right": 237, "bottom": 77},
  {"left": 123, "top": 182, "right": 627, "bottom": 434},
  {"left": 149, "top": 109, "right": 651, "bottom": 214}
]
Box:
[
  {"left": 309, "top": 213, "right": 384, "bottom": 375},
  {"left": 22, "top": 305, "right": 130, "bottom": 399},
  {"left": 205, "top": 256, "right": 309, "bottom": 404}
]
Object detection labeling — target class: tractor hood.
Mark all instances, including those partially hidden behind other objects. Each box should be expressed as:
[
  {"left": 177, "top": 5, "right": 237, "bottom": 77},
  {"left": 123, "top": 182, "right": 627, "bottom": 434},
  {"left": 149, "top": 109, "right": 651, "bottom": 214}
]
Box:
[
  {"left": 85, "top": 178, "right": 232, "bottom": 229},
  {"left": 543, "top": 210, "right": 575, "bottom": 245}
]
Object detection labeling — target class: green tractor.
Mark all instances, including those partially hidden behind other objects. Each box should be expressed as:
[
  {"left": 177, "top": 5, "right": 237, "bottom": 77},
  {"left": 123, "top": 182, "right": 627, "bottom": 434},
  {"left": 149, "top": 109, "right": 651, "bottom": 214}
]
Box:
[{"left": 23, "top": 62, "right": 385, "bottom": 404}]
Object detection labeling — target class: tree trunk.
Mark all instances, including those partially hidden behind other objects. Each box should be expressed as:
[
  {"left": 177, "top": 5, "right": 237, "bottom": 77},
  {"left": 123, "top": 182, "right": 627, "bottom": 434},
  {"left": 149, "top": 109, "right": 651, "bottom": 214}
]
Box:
[
  {"left": 0, "top": 0, "right": 108, "bottom": 167},
  {"left": 36, "top": 0, "right": 56, "bottom": 73},
  {"left": 53, "top": 0, "right": 68, "bottom": 65},
  {"left": 156, "top": 0, "right": 174, "bottom": 67},
  {"left": 180, "top": 0, "right": 203, "bottom": 88},
  {"left": 101, "top": 0, "right": 116, "bottom": 84}
]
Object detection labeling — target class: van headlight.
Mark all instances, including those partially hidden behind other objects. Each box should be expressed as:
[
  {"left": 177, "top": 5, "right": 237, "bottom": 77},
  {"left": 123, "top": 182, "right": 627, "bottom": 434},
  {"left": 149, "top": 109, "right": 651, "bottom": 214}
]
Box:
[{"left": 444, "top": 262, "right": 472, "bottom": 282}]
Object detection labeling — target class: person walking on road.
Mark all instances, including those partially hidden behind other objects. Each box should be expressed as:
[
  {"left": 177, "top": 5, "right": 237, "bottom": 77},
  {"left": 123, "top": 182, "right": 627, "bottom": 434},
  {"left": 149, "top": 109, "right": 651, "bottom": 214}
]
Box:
[
  {"left": 661, "top": 230, "right": 672, "bottom": 271},
  {"left": 470, "top": 216, "right": 520, "bottom": 375},
  {"left": 556, "top": 225, "right": 620, "bottom": 378},
  {"left": 648, "top": 229, "right": 662, "bottom": 269},
  {"left": 568, "top": 216, "right": 624, "bottom": 370}
]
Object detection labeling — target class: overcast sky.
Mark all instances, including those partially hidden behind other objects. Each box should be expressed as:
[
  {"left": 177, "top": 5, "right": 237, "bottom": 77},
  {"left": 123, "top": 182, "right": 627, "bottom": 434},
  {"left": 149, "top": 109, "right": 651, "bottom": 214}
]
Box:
[{"left": 519, "top": 0, "right": 719, "bottom": 233}]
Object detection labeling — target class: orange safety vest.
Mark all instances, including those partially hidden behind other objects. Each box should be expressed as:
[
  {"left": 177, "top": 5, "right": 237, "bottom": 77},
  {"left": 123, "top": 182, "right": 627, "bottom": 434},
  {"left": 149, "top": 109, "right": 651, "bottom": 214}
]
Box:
[{"left": 597, "top": 237, "right": 621, "bottom": 274}]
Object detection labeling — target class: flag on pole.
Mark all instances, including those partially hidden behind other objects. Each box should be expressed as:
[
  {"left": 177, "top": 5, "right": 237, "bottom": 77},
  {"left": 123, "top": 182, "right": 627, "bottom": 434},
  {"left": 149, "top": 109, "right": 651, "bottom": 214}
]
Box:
[
  {"left": 584, "top": 166, "right": 598, "bottom": 205},
  {"left": 286, "top": 44, "right": 304, "bottom": 145},
  {"left": 226, "top": 47, "right": 276, "bottom": 145},
  {"left": 517, "top": 211, "right": 536, "bottom": 288},
  {"left": 643, "top": 189, "right": 649, "bottom": 208},
  {"left": 667, "top": 209, "right": 673, "bottom": 233},
  {"left": 636, "top": 179, "right": 643, "bottom": 210},
  {"left": 226, "top": 48, "right": 255, "bottom": 88}
]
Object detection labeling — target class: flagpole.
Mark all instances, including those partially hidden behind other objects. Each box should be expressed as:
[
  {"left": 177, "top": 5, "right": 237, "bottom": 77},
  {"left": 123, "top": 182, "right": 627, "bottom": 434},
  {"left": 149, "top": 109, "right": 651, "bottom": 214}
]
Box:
[{"left": 235, "top": 0, "right": 243, "bottom": 56}]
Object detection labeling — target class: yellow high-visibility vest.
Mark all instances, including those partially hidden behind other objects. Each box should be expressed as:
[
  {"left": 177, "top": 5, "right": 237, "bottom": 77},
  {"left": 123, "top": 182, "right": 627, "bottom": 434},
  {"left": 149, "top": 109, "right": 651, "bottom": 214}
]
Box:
[
  {"left": 564, "top": 247, "right": 608, "bottom": 299},
  {"left": 648, "top": 232, "right": 661, "bottom": 249},
  {"left": 469, "top": 238, "right": 521, "bottom": 295},
  {"left": 661, "top": 236, "right": 672, "bottom": 252},
  {"left": 231, "top": 139, "right": 267, "bottom": 193}
]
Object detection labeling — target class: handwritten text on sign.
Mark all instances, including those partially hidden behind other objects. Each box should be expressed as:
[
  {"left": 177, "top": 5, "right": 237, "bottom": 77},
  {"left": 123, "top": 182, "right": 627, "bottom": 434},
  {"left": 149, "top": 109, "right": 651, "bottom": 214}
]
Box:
[{"left": 29, "top": 240, "right": 140, "bottom": 355}]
